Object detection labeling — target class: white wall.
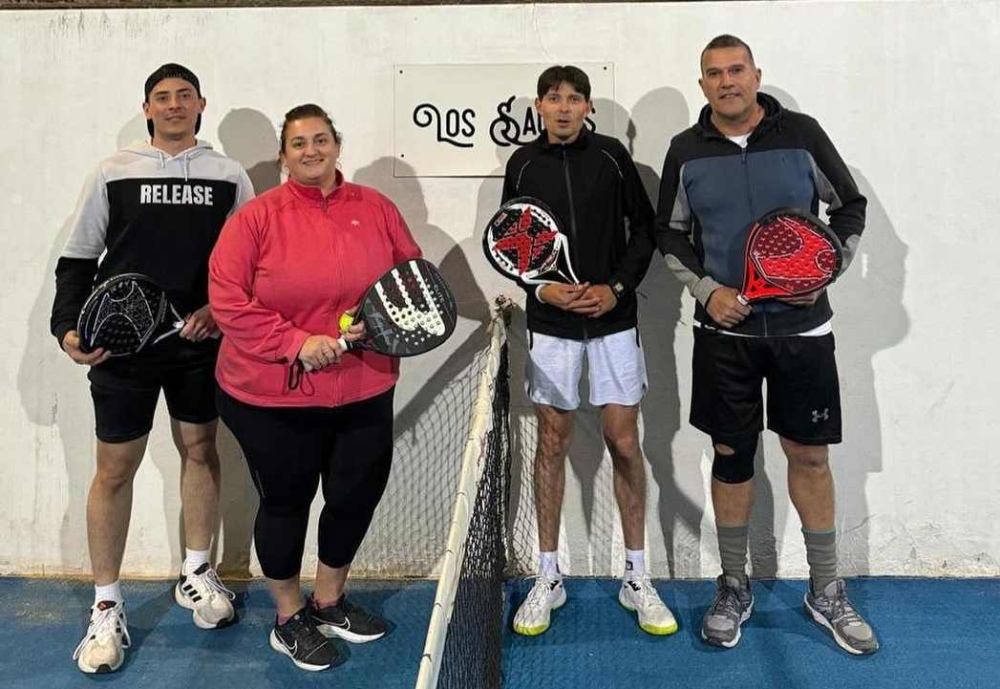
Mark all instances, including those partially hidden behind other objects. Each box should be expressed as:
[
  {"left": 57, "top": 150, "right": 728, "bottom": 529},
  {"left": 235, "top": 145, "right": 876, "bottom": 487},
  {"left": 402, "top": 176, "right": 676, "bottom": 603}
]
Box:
[{"left": 2, "top": 0, "right": 998, "bottom": 580}]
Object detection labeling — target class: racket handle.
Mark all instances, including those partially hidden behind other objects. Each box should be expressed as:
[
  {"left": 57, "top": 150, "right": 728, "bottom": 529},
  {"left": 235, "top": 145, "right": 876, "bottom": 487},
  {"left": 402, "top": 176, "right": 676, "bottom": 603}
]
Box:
[
  {"left": 736, "top": 293, "right": 749, "bottom": 307},
  {"left": 301, "top": 361, "right": 313, "bottom": 373}
]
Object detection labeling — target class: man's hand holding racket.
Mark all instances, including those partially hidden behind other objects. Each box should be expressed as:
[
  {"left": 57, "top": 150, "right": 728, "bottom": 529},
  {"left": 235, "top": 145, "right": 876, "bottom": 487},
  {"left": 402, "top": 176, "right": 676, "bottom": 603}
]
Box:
[
  {"left": 538, "top": 282, "right": 590, "bottom": 310},
  {"left": 62, "top": 330, "right": 111, "bottom": 366},
  {"left": 707, "top": 286, "right": 752, "bottom": 329},
  {"left": 179, "top": 304, "right": 220, "bottom": 342}
]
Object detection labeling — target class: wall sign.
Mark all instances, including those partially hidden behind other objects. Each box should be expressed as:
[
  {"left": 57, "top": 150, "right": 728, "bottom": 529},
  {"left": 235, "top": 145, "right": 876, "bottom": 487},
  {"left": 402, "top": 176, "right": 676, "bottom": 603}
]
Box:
[{"left": 394, "top": 63, "right": 614, "bottom": 177}]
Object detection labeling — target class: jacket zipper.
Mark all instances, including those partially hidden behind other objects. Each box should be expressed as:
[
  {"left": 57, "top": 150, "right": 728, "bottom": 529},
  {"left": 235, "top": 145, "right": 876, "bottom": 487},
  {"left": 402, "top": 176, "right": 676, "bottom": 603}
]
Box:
[
  {"left": 561, "top": 146, "right": 588, "bottom": 338},
  {"left": 739, "top": 139, "right": 768, "bottom": 337}
]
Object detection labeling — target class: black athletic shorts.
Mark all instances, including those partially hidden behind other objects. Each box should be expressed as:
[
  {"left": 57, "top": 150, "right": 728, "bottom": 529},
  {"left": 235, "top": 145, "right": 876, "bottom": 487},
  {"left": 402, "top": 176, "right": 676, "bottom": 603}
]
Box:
[
  {"left": 690, "top": 327, "right": 842, "bottom": 445},
  {"left": 87, "top": 341, "right": 219, "bottom": 444}
]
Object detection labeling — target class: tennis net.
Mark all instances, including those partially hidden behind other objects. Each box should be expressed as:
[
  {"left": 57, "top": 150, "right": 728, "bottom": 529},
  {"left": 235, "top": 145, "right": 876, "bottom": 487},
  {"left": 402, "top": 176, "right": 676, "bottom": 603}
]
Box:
[{"left": 415, "top": 299, "right": 512, "bottom": 689}]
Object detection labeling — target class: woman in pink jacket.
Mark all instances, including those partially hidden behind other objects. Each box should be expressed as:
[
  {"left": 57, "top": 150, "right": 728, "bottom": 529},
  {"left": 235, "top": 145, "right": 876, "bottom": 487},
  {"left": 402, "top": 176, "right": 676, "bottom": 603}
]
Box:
[{"left": 209, "top": 104, "right": 421, "bottom": 672}]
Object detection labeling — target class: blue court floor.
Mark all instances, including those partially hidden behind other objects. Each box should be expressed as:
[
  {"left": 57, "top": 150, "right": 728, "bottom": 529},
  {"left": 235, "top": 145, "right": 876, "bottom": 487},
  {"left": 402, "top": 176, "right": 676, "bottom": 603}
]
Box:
[
  {"left": 0, "top": 577, "right": 435, "bottom": 689},
  {"left": 503, "top": 577, "right": 1000, "bottom": 689},
  {"left": 1, "top": 577, "right": 996, "bottom": 689}
]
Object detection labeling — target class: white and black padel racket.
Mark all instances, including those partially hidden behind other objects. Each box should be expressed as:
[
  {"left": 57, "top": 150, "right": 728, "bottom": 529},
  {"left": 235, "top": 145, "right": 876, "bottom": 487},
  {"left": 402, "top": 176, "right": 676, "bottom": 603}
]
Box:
[
  {"left": 483, "top": 196, "right": 580, "bottom": 286},
  {"left": 77, "top": 273, "right": 187, "bottom": 357},
  {"left": 336, "top": 258, "right": 458, "bottom": 357}
]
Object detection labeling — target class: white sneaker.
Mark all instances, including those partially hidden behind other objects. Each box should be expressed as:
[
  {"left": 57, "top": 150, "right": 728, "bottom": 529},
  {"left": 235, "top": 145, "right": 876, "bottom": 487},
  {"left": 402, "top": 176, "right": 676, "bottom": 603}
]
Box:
[
  {"left": 72, "top": 600, "right": 131, "bottom": 674},
  {"left": 512, "top": 574, "right": 566, "bottom": 636},
  {"left": 174, "top": 563, "right": 236, "bottom": 629},
  {"left": 619, "top": 575, "right": 678, "bottom": 636}
]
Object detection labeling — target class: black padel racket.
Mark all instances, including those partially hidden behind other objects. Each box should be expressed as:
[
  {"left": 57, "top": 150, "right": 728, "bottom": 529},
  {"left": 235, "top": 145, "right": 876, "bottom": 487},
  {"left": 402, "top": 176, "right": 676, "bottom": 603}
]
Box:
[
  {"left": 77, "top": 273, "right": 187, "bottom": 356},
  {"left": 335, "top": 258, "right": 457, "bottom": 358},
  {"left": 483, "top": 196, "right": 580, "bottom": 286},
  {"left": 737, "top": 208, "right": 844, "bottom": 305}
]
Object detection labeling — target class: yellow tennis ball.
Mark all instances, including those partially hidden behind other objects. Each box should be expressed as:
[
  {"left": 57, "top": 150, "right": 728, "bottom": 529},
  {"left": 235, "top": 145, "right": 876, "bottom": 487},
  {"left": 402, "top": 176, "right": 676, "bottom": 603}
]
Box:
[{"left": 339, "top": 313, "right": 355, "bottom": 331}]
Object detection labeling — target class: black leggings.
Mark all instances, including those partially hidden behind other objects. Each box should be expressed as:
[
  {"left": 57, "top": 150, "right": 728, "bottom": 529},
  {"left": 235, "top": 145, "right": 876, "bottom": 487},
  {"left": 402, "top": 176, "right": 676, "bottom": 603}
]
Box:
[{"left": 217, "top": 387, "right": 395, "bottom": 580}]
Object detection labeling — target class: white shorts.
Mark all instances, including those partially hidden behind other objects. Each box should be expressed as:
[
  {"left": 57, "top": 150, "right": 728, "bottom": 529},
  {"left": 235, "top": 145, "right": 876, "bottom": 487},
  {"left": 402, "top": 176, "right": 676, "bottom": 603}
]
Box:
[{"left": 526, "top": 328, "right": 648, "bottom": 410}]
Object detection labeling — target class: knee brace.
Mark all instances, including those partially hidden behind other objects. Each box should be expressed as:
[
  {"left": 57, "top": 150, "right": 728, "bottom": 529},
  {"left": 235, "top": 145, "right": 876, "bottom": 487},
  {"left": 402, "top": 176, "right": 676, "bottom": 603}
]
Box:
[{"left": 711, "top": 436, "right": 758, "bottom": 484}]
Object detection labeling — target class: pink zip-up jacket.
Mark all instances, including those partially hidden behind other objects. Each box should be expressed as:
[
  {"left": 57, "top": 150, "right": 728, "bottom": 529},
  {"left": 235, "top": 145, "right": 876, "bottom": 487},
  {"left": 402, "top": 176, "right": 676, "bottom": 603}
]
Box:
[{"left": 209, "top": 174, "right": 421, "bottom": 407}]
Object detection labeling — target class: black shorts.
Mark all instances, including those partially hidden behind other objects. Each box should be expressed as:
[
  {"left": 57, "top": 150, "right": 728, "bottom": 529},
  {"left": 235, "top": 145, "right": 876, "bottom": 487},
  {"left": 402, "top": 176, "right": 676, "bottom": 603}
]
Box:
[
  {"left": 690, "top": 327, "right": 842, "bottom": 445},
  {"left": 88, "top": 352, "right": 218, "bottom": 444}
]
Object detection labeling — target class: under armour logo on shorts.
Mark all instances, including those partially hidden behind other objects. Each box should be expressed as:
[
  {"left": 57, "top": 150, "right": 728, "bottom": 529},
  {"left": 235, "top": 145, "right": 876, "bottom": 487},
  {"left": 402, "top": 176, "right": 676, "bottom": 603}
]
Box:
[{"left": 811, "top": 408, "right": 830, "bottom": 423}]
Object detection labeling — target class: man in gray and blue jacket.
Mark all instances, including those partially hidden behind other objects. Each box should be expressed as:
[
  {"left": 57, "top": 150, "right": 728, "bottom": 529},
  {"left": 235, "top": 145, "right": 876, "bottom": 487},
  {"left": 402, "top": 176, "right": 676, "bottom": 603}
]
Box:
[{"left": 656, "top": 34, "right": 878, "bottom": 655}]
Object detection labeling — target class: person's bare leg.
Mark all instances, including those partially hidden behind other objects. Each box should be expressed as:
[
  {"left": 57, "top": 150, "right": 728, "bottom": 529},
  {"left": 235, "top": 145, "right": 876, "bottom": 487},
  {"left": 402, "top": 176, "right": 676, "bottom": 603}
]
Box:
[
  {"left": 172, "top": 419, "right": 220, "bottom": 554},
  {"left": 601, "top": 403, "right": 645, "bottom": 551},
  {"left": 533, "top": 404, "right": 575, "bottom": 554},
  {"left": 89, "top": 437, "right": 148, "bottom": 585}
]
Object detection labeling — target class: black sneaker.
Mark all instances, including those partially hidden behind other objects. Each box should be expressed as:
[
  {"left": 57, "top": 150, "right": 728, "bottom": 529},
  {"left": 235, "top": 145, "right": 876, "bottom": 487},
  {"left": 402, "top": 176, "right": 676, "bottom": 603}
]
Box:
[
  {"left": 308, "top": 594, "right": 388, "bottom": 643},
  {"left": 269, "top": 608, "right": 337, "bottom": 672}
]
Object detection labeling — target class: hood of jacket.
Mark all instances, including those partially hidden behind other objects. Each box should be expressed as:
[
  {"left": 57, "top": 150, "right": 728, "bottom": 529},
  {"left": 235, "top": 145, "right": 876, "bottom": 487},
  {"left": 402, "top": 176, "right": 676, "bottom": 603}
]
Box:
[{"left": 121, "top": 138, "right": 215, "bottom": 180}]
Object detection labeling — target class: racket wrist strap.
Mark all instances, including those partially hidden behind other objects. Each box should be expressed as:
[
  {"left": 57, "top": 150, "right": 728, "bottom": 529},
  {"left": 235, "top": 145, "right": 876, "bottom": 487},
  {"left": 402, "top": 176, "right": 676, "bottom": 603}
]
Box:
[{"left": 533, "top": 285, "right": 548, "bottom": 304}]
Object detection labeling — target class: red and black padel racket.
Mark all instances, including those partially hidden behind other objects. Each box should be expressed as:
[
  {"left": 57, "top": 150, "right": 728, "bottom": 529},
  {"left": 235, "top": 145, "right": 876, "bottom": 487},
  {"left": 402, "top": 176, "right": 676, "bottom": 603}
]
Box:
[
  {"left": 736, "top": 208, "right": 844, "bottom": 305},
  {"left": 483, "top": 196, "right": 580, "bottom": 286}
]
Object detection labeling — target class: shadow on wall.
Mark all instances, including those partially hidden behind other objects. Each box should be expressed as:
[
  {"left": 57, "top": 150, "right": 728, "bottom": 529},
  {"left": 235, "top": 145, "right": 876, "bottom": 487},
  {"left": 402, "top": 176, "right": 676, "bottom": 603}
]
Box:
[
  {"left": 624, "top": 88, "right": 706, "bottom": 579},
  {"left": 218, "top": 108, "right": 282, "bottom": 196},
  {"left": 17, "top": 165, "right": 101, "bottom": 580},
  {"left": 347, "top": 157, "right": 498, "bottom": 574},
  {"left": 16, "top": 114, "right": 156, "bottom": 580}
]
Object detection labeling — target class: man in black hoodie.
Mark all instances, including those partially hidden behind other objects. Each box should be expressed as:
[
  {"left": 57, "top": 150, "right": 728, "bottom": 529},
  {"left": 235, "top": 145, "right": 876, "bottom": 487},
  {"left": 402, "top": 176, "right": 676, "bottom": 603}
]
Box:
[
  {"left": 51, "top": 64, "right": 253, "bottom": 673},
  {"left": 503, "top": 65, "right": 673, "bottom": 638},
  {"left": 656, "top": 35, "right": 878, "bottom": 655}
]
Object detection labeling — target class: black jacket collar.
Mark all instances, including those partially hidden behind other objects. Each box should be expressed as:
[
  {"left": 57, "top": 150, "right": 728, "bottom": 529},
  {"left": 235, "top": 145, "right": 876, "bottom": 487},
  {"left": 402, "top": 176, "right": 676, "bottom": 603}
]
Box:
[
  {"left": 695, "top": 92, "right": 784, "bottom": 140},
  {"left": 537, "top": 126, "right": 592, "bottom": 151}
]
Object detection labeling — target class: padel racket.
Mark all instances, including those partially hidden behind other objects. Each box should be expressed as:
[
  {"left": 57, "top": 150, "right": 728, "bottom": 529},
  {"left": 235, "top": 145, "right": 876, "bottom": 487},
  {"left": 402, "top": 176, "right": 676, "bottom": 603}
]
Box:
[
  {"left": 77, "top": 273, "right": 189, "bottom": 356},
  {"left": 332, "top": 258, "right": 457, "bottom": 359},
  {"left": 483, "top": 196, "right": 580, "bottom": 286},
  {"left": 737, "top": 208, "right": 844, "bottom": 305}
]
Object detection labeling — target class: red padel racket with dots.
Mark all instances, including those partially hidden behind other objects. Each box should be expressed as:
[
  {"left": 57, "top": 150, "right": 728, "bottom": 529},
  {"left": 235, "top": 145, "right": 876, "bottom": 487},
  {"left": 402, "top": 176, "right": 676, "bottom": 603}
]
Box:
[
  {"left": 737, "top": 208, "right": 844, "bottom": 305},
  {"left": 483, "top": 196, "right": 580, "bottom": 286}
]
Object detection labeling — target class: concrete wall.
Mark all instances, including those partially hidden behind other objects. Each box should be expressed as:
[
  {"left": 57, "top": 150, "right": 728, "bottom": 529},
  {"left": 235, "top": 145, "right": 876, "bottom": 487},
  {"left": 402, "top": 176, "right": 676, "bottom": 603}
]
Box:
[{"left": 3, "top": 0, "right": 998, "bottom": 579}]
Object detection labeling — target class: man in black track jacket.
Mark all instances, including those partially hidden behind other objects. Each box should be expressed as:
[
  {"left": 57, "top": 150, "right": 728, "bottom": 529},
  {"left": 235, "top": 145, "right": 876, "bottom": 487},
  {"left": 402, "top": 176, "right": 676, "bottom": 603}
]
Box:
[
  {"left": 51, "top": 64, "right": 253, "bottom": 674},
  {"left": 656, "top": 35, "right": 878, "bottom": 655},
  {"left": 503, "top": 65, "right": 676, "bottom": 639}
]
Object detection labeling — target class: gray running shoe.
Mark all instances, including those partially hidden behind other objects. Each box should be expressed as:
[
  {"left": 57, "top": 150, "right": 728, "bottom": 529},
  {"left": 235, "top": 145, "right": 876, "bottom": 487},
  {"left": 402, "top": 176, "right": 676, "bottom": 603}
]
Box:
[
  {"left": 701, "top": 574, "right": 754, "bottom": 648},
  {"left": 804, "top": 579, "right": 879, "bottom": 655}
]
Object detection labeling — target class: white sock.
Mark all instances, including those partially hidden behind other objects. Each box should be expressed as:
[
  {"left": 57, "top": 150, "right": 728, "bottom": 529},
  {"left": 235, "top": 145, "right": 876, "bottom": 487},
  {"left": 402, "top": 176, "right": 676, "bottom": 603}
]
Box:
[
  {"left": 624, "top": 549, "right": 645, "bottom": 579},
  {"left": 182, "top": 548, "right": 211, "bottom": 575},
  {"left": 94, "top": 581, "right": 123, "bottom": 606},
  {"left": 539, "top": 551, "right": 561, "bottom": 579}
]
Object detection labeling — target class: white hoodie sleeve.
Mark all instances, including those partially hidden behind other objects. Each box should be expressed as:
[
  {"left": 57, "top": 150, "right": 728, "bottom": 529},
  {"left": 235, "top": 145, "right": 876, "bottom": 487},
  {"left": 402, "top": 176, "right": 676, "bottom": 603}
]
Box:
[{"left": 61, "top": 166, "right": 109, "bottom": 259}]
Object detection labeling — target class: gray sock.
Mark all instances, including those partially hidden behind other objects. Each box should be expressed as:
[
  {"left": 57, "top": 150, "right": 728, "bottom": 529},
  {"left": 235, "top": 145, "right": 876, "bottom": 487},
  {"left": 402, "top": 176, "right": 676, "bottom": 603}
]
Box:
[
  {"left": 717, "top": 524, "right": 749, "bottom": 583},
  {"left": 803, "top": 528, "right": 838, "bottom": 593}
]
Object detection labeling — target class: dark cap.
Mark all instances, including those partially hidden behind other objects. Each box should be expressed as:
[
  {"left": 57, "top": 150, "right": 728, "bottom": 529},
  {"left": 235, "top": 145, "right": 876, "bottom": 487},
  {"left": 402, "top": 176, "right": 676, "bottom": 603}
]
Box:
[{"left": 144, "top": 63, "right": 201, "bottom": 101}]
